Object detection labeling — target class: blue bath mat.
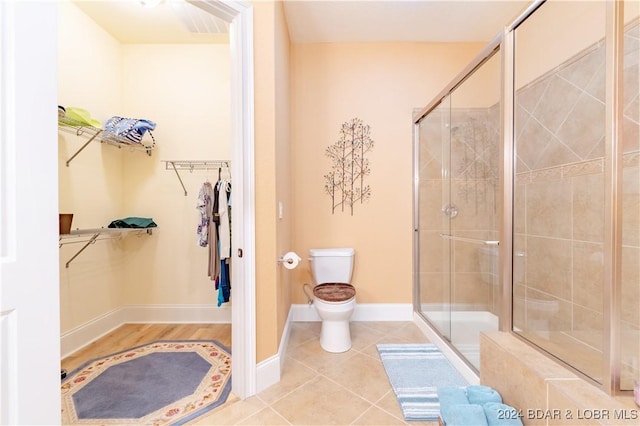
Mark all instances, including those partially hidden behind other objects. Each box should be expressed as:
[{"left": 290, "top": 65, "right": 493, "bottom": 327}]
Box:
[{"left": 377, "top": 343, "right": 468, "bottom": 421}]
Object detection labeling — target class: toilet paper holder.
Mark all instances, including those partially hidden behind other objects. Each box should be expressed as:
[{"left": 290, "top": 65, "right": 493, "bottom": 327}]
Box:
[{"left": 277, "top": 251, "right": 302, "bottom": 269}]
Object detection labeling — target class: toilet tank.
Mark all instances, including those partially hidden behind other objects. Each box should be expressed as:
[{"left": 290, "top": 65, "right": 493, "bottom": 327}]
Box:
[{"left": 309, "top": 248, "right": 355, "bottom": 284}]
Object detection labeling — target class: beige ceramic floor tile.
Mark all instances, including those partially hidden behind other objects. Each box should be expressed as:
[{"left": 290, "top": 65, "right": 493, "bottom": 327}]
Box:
[
  {"left": 374, "top": 390, "right": 407, "bottom": 422},
  {"left": 270, "top": 375, "right": 372, "bottom": 425},
  {"left": 350, "top": 322, "right": 386, "bottom": 351},
  {"left": 188, "top": 396, "right": 266, "bottom": 425},
  {"left": 352, "top": 405, "right": 406, "bottom": 425},
  {"left": 288, "top": 322, "right": 321, "bottom": 348},
  {"left": 360, "top": 340, "right": 387, "bottom": 360},
  {"left": 287, "top": 338, "right": 358, "bottom": 374},
  {"left": 395, "top": 323, "right": 431, "bottom": 342},
  {"left": 358, "top": 321, "right": 413, "bottom": 335},
  {"left": 322, "top": 352, "right": 391, "bottom": 403},
  {"left": 190, "top": 322, "right": 438, "bottom": 426},
  {"left": 257, "top": 357, "right": 318, "bottom": 405},
  {"left": 379, "top": 323, "right": 431, "bottom": 344},
  {"left": 237, "top": 407, "right": 291, "bottom": 425}
]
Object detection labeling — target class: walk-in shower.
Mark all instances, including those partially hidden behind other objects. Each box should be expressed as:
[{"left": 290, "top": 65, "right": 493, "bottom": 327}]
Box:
[{"left": 413, "top": 0, "right": 639, "bottom": 396}]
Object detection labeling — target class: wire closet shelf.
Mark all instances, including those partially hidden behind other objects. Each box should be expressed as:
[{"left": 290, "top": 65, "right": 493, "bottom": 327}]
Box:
[
  {"left": 59, "top": 116, "right": 156, "bottom": 166},
  {"left": 162, "top": 160, "right": 231, "bottom": 196}
]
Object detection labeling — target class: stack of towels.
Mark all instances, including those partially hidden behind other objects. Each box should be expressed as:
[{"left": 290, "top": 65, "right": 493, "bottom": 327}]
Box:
[{"left": 438, "top": 385, "right": 523, "bottom": 426}]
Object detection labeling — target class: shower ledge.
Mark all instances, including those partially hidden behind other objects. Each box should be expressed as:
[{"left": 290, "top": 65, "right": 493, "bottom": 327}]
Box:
[{"left": 479, "top": 332, "right": 637, "bottom": 425}]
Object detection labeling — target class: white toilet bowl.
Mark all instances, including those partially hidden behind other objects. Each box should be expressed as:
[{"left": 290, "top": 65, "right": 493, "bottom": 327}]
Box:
[
  {"left": 308, "top": 248, "right": 356, "bottom": 353},
  {"left": 313, "top": 283, "right": 356, "bottom": 352}
]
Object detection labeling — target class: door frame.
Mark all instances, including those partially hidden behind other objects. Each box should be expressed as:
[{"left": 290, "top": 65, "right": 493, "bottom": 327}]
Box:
[{"left": 195, "top": 0, "right": 256, "bottom": 399}]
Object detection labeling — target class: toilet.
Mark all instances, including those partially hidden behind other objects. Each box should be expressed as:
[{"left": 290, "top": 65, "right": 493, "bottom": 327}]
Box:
[{"left": 309, "top": 247, "right": 356, "bottom": 353}]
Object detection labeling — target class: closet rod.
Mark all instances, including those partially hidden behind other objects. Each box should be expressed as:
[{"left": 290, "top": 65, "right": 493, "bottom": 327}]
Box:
[{"left": 161, "top": 160, "right": 230, "bottom": 196}]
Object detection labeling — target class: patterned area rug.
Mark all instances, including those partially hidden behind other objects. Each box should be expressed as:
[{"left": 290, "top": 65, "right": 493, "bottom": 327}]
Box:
[
  {"left": 377, "top": 343, "right": 468, "bottom": 421},
  {"left": 61, "top": 340, "right": 232, "bottom": 425}
]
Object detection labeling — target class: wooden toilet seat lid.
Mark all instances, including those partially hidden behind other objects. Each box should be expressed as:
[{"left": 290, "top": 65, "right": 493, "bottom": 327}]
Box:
[{"left": 313, "top": 283, "right": 356, "bottom": 302}]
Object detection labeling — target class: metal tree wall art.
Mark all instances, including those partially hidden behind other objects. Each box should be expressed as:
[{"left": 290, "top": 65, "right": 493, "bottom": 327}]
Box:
[{"left": 324, "top": 118, "right": 375, "bottom": 215}]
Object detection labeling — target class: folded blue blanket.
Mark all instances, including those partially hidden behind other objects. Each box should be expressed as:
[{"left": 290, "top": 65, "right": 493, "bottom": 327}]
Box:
[
  {"left": 441, "top": 403, "right": 488, "bottom": 426},
  {"left": 104, "top": 116, "right": 156, "bottom": 145},
  {"left": 466, "top": 385, "right": 502, "bottom": 405},
  {"left": 437, "top": 386, "right": 469, "bottom": 407},
  {"left": 483, "top": 402, "right": 523, "bottom": 426}
]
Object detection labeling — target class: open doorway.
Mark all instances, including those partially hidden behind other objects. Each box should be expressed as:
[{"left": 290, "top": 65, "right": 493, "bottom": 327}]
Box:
[{"left": 57, "top": 0, "right": 255, "bottom": 400}]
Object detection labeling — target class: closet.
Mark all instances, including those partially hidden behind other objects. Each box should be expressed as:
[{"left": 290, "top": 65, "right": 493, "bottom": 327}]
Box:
[{"left": 58, "top": 1, "right": 232, "bottom": 357}]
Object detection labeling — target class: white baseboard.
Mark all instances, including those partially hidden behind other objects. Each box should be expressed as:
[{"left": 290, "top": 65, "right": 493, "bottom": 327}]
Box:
[
  {"left": 291, "top": 303, "right": 413, "bottom": 322},
  {"left": 122, "top": 304, "right": 232, "bottom": 324},
  {"left": 291, "top": 303, "right": 321, "bottom": 321},
  {"left": 60, "top": 308, "right": 125, "bottom": 359},
  {"left": 60, "top": 304, "right": 231, "bottom": 359},
  {"left": 278, "top": 307, "right": 294, "bottom": 370},
  {"left": 256, "top": 353, "right": 280, "bottom": 394},
  {"left": 256, "top": 307, "right": 294, "bottom": 393},
  {"left": 351, "top": 303, "right": 414, "bottom": 321}
]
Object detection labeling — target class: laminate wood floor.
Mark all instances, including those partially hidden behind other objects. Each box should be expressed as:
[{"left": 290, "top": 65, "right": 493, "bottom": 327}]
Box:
[{"left": 61, "top": 323, "right": 232, "bottom": 373}]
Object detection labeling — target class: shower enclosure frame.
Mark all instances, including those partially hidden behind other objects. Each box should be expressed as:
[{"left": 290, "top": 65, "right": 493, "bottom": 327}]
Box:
[{"left": 412, "top": 0, "right": 631, "bottom": 397}]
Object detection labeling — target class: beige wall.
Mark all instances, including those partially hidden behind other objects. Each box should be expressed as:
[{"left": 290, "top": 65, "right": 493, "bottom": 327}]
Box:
[
  {"left": 58, "top": 3, "right": 231, "bottom": 333},
  {"left": 120, "top": 44, "right": 231, "bottom": 305},
  {"left": 274, "top": 1, "right": 293, "bottom": 349},
  {"left": 290, "top": 41, "right": 485, "bottom": 304},
  {"left": 253, "top": 0, "right": 293, "bottom": 362},
  {"left": 58, "top": 2, "right": 126, "bottom": 332}
]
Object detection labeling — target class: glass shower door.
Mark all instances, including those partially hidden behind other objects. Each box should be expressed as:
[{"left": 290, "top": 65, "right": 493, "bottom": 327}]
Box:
[
  {"left": 416, "top": 47, "right": 501, "bottom": 370},
  {"left": 447, "top": 49, "right": 502, "bottom": 368},
  {"left": 417, "top": 96, "right": 452, "bottom": 341}
]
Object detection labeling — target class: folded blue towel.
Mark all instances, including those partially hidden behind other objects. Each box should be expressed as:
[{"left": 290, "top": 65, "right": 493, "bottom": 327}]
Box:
[
  {"left": 466, "top": 385, "right": 502, "bottom": 405},
  {"left": 437, "top": 386, "right": 469, "bottom": 408},
  {"left": 440, "top": 403, "right": 488, "bottom": 426},
  {"left": 483, "top": 402, "right": 523, "bottom": 426}
]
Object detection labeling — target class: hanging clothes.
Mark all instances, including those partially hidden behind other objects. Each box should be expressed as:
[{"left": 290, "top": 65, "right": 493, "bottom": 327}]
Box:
[
  {"left": 196, "top": 182, "right": 212, "bottom": 247},
  {"left": 217, "top": 258, "right": 231, "bottom": 307},
  {"left": 196, "top": 181, "right": 219, "bottom": 281},
  {"left": 198, "top": 177, "right": 232, "bottom": 306},
  {"left": 216, "top": 179, "right": 232, "bottom": 305},
  {"left": 217, "top": 179, "right": 231, "bottom": 260}
]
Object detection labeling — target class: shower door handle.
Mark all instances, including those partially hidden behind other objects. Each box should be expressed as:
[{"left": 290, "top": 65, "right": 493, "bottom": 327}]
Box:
[
  {"left": 439, "top": 233, "right": 499, "bottom": 246},
  {"left": 442, "top": 204, "right": 458, "bottom": 218}
]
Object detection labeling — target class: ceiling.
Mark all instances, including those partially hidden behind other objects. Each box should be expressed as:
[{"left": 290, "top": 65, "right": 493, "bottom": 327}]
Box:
[
  {"left": 284, "top": 1, "right": 531, "bottom": 43},
  {"left": 72, "top": 0, "right": 230, "bottom": 44},
  {"left": 73, "top": 0, "right": 532, "bottom": 44}
]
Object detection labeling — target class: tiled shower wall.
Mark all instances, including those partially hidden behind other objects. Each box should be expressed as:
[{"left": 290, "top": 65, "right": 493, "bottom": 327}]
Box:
[{"left": 513, "top": 21, "right": 639, "bottom": 385}]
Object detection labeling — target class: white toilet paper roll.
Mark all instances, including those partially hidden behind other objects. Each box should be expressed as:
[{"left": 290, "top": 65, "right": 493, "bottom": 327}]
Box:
[{"left": 281, "top": 251, "right": 301, "bottom": 270}]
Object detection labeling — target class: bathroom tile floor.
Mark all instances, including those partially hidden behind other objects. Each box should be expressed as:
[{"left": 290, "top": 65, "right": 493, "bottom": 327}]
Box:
[{"left": 190, "top": 321, "right": 438, "bottom": 425}]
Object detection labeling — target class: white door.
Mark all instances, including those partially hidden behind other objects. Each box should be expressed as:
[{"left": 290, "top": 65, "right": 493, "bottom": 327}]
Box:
[{"left": 0, "top": 1, "right": 61, "bottom": 424}]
